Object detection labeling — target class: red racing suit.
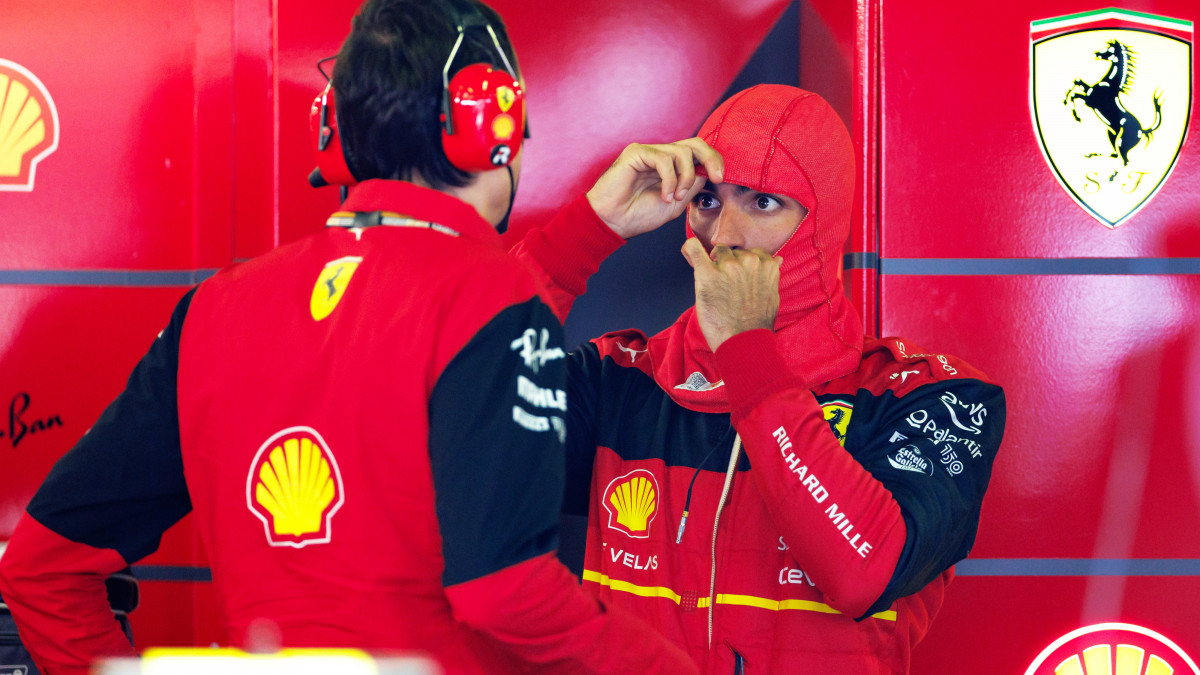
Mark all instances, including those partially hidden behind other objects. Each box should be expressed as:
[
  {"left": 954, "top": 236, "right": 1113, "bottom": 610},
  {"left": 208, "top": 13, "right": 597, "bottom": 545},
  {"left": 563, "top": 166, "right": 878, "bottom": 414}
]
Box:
[
  {"left": 0, "top": 180, "right": 697, "bottom": 675},
  {"left": 514, "top": 195, "right": 1006, "bottom": 674}
]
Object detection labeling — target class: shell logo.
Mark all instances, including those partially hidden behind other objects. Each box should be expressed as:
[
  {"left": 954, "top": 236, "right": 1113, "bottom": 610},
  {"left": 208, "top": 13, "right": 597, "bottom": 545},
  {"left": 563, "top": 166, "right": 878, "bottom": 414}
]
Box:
[
  {"left": 1025, "top": 623, "right": 1200, "bottom": 675},
  {"left": 246, "top": 427, "right": 345, "bottom": 548},
  {"left": 601, "top": 469, "right": 660, "bottom": 539},
  {"left": 0, "top": 59, "right": 59, "bottom": 192},
  {"left": 491, "top": 113, "right": 515, "bottom": 142}
]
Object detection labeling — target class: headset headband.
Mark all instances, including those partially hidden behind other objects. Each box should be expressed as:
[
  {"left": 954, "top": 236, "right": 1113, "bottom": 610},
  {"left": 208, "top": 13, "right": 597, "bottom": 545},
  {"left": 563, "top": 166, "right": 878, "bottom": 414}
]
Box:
[{"left": 440, "top": 0, "right": 519, "bottom": 136}]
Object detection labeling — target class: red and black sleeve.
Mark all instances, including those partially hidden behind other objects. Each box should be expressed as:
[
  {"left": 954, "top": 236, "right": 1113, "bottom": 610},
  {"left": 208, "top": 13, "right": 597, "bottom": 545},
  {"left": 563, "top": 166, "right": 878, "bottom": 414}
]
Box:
[
  {"left": 715, "top": 329, "right": 1004, "bottom": 620},
  {"left": 429, "top": 296, "right": 696, "bottom": 673},
  {"left": 0, "top": 287, "right": 196, "bottom": 674}
]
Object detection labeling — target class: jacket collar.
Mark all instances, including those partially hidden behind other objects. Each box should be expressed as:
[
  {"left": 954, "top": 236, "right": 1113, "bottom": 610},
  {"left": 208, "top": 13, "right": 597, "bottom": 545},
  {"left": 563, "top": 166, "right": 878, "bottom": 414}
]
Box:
[{"left": 340, "top": 179, "right": 501, "bottom": 247}]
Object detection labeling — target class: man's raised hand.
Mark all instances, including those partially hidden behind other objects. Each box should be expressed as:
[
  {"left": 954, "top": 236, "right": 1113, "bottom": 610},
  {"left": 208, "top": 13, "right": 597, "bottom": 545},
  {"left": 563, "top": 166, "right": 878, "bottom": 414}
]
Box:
[
  {"left": 586, "top": 138, "right": 723, "bottom": 240},
  {"left": 680, "top": 238, "right": 780, "bottom": 353}
]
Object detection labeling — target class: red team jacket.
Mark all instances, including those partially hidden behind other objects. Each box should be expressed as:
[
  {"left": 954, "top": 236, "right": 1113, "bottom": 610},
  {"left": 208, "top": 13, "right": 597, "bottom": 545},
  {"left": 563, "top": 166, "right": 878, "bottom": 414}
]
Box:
[
  {"left": 515, "top": 195, "right": 1006, "bottom": 674},
  {"left": 0, "top": 180, "right": 696, "bottom": 674}
]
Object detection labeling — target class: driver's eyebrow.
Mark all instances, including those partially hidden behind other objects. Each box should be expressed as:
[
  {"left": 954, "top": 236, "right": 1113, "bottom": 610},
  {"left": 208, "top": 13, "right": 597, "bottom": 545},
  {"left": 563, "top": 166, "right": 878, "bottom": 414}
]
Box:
[
  {"left": 699, "top": 184, "right": 754, "bottom": 195},
  {"left": 696, "top": 184, "right": 758, "bottom": 197}
]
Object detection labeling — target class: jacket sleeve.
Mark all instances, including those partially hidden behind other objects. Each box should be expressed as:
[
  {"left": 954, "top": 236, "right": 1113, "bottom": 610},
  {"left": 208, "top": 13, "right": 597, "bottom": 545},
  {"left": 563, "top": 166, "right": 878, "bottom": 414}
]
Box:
[
  {"left": 714, "top": 329, "right": 1004, "bottom": 620},
  {"left": 0, "top": 288, "right": 197, "bottom": 675},
  {"left": 428, "top": 297, "right": 695, "bottom": 673},
  {"left": 509, "top": 193, "right": 625, "bottom": 323},
  {"left": 561, "top": 343, "right": 603, "bottom": 517}
]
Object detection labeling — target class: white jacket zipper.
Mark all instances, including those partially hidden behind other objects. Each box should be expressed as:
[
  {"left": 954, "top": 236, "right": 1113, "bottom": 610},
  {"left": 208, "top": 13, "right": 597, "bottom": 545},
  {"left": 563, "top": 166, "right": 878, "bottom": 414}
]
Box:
[{"left": 708, "top": 433, "right": 742, "bottom": 648}]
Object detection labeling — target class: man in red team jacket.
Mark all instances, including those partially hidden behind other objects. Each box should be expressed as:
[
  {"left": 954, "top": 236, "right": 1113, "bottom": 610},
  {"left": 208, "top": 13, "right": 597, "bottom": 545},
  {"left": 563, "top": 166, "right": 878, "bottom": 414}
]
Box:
[
  {"left": 515, "top": 85, "right": 1006, "bottom": 673},
  {"left": 0, "top": 1, "right": 698, "bottom": 673}
]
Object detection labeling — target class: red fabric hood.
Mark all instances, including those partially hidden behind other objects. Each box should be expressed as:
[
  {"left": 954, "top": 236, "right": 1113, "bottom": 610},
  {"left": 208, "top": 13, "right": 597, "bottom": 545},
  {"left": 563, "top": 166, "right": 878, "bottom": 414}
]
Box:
[{"left": 648, "top": 85, "right": 864, "bottom": 412}]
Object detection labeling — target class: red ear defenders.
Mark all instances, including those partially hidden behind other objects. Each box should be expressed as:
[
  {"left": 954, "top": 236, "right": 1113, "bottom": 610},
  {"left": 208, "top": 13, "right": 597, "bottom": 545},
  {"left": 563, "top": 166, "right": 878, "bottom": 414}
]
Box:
[
  {"left": 309, "top": 84, "right": 357, "bottom": 187},
  {"left": 440, "top": 63, "right": 525, "bottom": 172},
  {"left": 308, "top": 3, "right": 527, "bottom": 188}
]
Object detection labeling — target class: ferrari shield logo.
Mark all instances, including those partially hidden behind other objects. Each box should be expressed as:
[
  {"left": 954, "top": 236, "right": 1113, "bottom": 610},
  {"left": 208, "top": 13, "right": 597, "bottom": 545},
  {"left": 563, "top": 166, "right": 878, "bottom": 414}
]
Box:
[
  {"left": 1031, "top": 9, "right": 1192, "bottom": 229},
  {"left": 310, "top": 255, "right": 362, "bottom": 321}
]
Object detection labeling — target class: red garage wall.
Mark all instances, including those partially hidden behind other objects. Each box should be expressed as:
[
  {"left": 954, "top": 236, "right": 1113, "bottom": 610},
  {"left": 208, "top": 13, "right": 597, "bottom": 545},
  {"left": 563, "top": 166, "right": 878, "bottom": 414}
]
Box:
[
  {"left": 875, "top": 1, "right": 1200, "bottom": 671},
  {"left": 2, "top": 0, "right": 1197, "bottom": 671}
]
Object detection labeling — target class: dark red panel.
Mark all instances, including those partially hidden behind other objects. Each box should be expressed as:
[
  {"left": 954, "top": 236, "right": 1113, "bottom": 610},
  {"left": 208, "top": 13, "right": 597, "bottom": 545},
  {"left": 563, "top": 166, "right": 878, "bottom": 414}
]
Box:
[
  {"left": 845, "top": 267, "right": 878, "bottom": 337},
  {"left": 803, "top": 0, "right": 879, "bottom": 336},
  {"left": 230, "top": 0, "right": 277, "bottom": 261},
  {"left": 881, "top": 274, "right": 1200, "bottom": 560},
  {"left": 879, "top": 0, "right": 1199, "bottom": 258},
  {"left": 0, "top": 0, "right": 235, "bottom": 270},
  {"left": 912, "top": 577, "right": 1200, "bottom": 674}
]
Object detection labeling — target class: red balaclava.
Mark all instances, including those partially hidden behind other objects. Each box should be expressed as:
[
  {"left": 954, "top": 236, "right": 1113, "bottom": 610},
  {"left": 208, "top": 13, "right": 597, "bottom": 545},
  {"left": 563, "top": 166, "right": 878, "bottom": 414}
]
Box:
[{"left": 646, "top": 85, "right": 864, "bottom": 412}]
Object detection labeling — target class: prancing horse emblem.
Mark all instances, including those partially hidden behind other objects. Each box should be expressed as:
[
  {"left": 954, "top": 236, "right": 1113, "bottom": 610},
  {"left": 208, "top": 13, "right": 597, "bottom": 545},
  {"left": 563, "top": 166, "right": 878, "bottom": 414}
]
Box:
[
  {"left": 1064, "top": 40, "right": 1163, "bottom": 167},
  {"left": 1030, "top": 8, "right": 1192, "bottom": 229}
]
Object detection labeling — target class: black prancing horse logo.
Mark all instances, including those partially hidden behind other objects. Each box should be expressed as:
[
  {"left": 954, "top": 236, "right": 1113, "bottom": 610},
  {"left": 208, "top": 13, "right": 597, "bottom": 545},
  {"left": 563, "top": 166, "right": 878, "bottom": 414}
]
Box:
[
  {"left": 1063, "top": 39, "right": 1164, "bottom": 166},
  {"left": 324, "top": 265, "right": 343, "bottom": 300}
]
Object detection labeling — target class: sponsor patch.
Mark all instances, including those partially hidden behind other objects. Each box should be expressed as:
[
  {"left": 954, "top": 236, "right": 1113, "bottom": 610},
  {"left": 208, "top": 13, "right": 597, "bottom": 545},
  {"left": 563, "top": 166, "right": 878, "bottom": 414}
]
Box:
[
  {"left": 0, "top": 59, "right": 59, "bottom": 192},
  {"left": 496, "top": 85, "right": 516, "bottom": 112},
  {"left": 511, "top": 405, "right": 566, "bottom": 443},
  {"left": 247, "top": 427, "right": 345, "bottom": 548},
  {"left": 1024, "top": 622, "right": 1199, "bottom": 675},
  {"left": 939, "top": 390, "right": 988, "bottom": 435},
  {"left": 616, "top": 342, "right": 646, "bottom": 363},
  {"left": 310, "top": 256, "right": 361, "bottom": 321},
  {"left": 510, "top": 328, "right": 565, "bottom": 373},
  {"left": 887, "top": 444, "right": 934, "bottom": 476},
  {"left": 601, "top": 469, "right": 660, "bottom": 539},
  {"left": 674, "top": 371, "right": 724, "bottom": 392},
  {"left": 821, "top": 400, "right": 853, "bottom": 446},
  {"left": 1031, "top": 9, "right": 1192, "bottom": 229},
  {"left": 491, "top": 113, "right": 515, "bottom": 141},
  {"left": 516, "top": 375, "right": 566, "bottom": 411}
]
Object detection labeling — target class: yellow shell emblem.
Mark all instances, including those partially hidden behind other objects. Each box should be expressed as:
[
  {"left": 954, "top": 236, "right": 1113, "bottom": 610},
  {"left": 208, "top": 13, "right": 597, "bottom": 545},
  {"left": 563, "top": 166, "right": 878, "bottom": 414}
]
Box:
[
  {"left": 602, "top": 470, "right": 660, "bottom": 538},
  {"left": 496, "top": 85, "right": 516, "bottom": 113},
  {"left": 0, "top": 59, "right": 60, "bottom": 192},
  {"left": 1024, "top": 622, "right": 1199, "bottom": 675},
  {"left": 821, "top": 400, "right": 853, "bottom": 446},
  {"left": 1054, "top": 644, "right": 1174, "bottom": 675},
  {"left": 246, "top": 427, "right": 344, "bottom": 548},
  {"left": 311, "top": 256, "right": 362, "bottom": 321},
  {"left": 491, "top": 113, "right": 515, "bottom": 142}
]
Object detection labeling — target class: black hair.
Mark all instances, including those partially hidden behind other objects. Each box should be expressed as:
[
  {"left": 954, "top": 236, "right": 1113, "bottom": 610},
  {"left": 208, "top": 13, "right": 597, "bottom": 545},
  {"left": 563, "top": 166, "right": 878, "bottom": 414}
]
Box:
[{"left": 331, "top": 0, "right": 518, "bottom": 188}]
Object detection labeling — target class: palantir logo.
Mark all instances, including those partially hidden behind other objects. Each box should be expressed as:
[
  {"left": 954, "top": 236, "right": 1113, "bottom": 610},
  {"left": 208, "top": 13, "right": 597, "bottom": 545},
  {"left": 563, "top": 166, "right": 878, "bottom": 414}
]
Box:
[
  {"left": 1030, "top": 9, "right": 1193, "bottom": 228},
  {"left": 0, "top": 59, "right": 59, "bottom": 192}
]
